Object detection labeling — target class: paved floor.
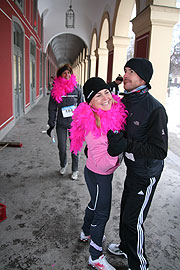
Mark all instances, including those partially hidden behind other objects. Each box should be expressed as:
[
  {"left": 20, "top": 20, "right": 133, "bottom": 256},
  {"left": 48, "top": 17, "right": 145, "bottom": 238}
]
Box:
[{"left": 0, "top": 94, "right": 180, "bottom": 270}]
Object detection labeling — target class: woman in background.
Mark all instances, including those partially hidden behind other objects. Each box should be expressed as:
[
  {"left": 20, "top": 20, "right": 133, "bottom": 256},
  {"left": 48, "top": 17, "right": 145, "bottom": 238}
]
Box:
[{"left": 47, "top": 64, "right": 83, "bottom": 180}]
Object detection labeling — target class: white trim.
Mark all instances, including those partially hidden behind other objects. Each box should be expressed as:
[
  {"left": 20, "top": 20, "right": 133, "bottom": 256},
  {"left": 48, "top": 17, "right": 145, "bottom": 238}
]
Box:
[
  {"left": 137, "top": 177, "right": 156, "bottom": 270},
  {"left": 0, "top": 116, "right": 14, "bottom": 129},
  {"left": 25, "top": 34, "right": 30, "bottom": 40},
  {"left": 25, "top": 102, "right": 30, "bottom": 108},
  {"left": 88, "top": 184, "right": 99, "bottom": 211},
  {"left": 6, "top": 0, "right": 41, "bottom": 46},
  {"left": 90, "top": 240, "right": 102, "bottom": 252},
  {"left": 0, "top": 118, "right": 15, "bottom": 141},
  {"left": 0, "top": 8, "right": 12, "bottom": 21}
]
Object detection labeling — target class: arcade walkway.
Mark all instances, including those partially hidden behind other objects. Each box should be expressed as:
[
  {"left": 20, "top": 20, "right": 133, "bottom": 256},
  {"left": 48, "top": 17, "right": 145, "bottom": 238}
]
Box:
[{"left": 0, "top": 95, "right": 180, "bottom": 270}]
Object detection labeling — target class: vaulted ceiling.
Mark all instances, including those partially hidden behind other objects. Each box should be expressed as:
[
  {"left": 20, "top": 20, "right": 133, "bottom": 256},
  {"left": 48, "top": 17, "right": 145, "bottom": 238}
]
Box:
[
  {"left": 38, "top": 0, "right": 117, "bottom": 66},
  {"left": 49, "top": 33, "right": 86, "bottom": 66}
]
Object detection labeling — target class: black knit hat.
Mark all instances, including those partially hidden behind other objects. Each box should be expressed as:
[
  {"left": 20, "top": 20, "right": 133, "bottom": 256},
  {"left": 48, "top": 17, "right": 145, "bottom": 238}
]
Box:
[
  {"left": 116, "top": 75, "right": 123, "bottom": 82},
  {"left": 83, "top": 77, "right": 110, "bottom": 103},
  {"left": 124, "top": 58, "right": 153, "bottom": 89}
]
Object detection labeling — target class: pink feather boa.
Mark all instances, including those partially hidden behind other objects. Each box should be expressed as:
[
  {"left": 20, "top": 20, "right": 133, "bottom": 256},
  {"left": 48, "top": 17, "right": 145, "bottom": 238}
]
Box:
[
  {"left": 70, "top": 94, "right": 128, "bottom": 154},
  {"left": 51, "top": 74, "right": 77, "bottom": 103}
]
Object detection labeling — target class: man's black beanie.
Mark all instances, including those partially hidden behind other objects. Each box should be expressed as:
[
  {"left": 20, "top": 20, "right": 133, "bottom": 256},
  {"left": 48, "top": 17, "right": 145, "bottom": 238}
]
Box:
[
  {"left": 83, "top": 77, "right": 110, "bottom": 103},
  {"left": 124, "top": 58, "right": 153, "bottom": 89}
]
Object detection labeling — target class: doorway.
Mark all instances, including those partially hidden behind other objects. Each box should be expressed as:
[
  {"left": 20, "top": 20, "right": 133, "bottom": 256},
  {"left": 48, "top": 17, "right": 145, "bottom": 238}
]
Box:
[
  {"left": 30, "top": 40, "right": 36, "bottom": 104},
  {"left": 13, "top": 22, "right": 24, "bottom": 119}
]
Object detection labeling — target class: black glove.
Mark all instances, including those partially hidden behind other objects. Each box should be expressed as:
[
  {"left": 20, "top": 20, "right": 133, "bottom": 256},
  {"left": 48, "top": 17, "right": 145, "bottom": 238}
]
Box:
[
  {"left": 47, "top": 126, "right": 54, "bottom": 137},
  {"left": 84, "top": 144, "right": 88, "bottom": 158},
  {"left": 107, "top": 130, "right": 127, "bottom": 157}
]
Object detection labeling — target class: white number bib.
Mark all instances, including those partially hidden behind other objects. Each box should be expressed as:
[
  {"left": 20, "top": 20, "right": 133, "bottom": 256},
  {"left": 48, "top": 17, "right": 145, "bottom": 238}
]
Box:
[{"left": 61, "top": 105, "right": 76, "bottom": 118}]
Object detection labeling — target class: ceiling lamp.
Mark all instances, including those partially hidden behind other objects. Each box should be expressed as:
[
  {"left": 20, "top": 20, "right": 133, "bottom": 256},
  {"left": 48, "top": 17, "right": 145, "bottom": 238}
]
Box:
[{"left": 65, "top": 0, "right": 75, "bottom": 28}]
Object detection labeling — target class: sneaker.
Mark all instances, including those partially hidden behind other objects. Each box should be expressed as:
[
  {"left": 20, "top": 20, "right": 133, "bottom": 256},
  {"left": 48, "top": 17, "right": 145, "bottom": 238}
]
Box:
[
  {"left": 88, "top": 254, "right": 116, "bottom": 270},
  {"left": 60, "top": 164, "right": 67, "bottom": 175},
  {"left": 71, "top": 171, "right": 78, "bottom": 180},
  {"left": 80, "top": 231, "right": 91, "bottom": 242},
  {"left": 128, "top": 269, "right": 149, "bottom": 270},
  {"left": 80, "top": 231, "right": 106, "bottom": 243},
  {"left": 108, "top": 243, "right": 127, "bottom": 259}
]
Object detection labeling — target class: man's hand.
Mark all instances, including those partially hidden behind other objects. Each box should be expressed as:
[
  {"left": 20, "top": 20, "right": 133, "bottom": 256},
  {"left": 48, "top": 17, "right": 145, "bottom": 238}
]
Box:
[
  {"left": 107, "top": 130, "right": 127, "bottom": 157},
  {"left": 47, "top": 126, "right": 54, "bottom": 137}
]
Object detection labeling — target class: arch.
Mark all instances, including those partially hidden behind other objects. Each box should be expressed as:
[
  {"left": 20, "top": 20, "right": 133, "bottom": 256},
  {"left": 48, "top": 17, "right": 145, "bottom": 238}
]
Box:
[
  {"left": 45, "top": 33, "right": 87, "bottom": 70},
  {"left": 90, "top": 29, "right": 97, "bottom": 56},
  {"left": 99, "top": 12, "right": 110, "bottom": 48},
  {"left": 107, "top": 0, "right": 136, "bottom": 81},
  {"left": 112, "top": 0, "right": 135, "bottom": 37},
  {"left": 97, "top": 11, "right": 110, "bottom": 80},
  {"left": 89, "top": 29, "right": 97, "bottom": 77}
]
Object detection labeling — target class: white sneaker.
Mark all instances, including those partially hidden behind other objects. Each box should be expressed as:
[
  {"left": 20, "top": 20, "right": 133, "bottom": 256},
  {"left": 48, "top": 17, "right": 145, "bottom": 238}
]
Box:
[
  {"left": 88, "top": 254, "right": 116, "bottom": 270},
  {"left": 108, "top": 243, "right": 127, "bottom": 258},
  {"left": 80, "top": 231, "right": 106, "bottom": 243},
  {"left": 60, "top": 164, "right": 67, "bottom": 175},
  {"left": 128, "top": 269, "right": 149, "bottom": 270},
  {"left": 71, "top": 171, "right": 78, "bottom": 180},
  {"left": 80, "top": 231, "right": 91, "bottom": 242}
]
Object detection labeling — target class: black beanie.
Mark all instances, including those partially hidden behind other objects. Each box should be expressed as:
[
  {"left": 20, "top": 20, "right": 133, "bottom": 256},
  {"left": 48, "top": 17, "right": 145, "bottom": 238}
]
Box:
[
  {"left": 124, "top": 58, "right": 153, "bottom": 89},
  {"left": 83, "top": 77, "right": 110, "bottom": 103}
]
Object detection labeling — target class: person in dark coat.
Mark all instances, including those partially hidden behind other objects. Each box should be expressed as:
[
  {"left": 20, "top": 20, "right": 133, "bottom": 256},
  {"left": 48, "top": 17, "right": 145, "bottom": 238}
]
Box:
[
  {"left": 47, "top": 64, "right": 84, "bottom": 180},
  {"left": 107, "top": 58, "right": 168, "bottom": 270},
  {"left": 108, "top": 74, "right": 123, "bottom": 95}
]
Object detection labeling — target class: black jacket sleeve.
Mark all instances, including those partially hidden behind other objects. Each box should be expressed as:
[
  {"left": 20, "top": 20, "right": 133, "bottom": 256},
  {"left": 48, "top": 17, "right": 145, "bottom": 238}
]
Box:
[
  {"left": 48, "top": 95, "right": 58, "bottom": 127},
  {"left": 127, "top": 107, "right": 168, "bottom": 160},
  {"left": 77, "top": 86, "right": 84, "bottom": 105}
]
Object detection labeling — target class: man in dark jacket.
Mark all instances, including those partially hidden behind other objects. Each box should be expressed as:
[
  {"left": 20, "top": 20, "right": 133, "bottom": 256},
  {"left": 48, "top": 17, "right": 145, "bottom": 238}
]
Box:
[
  {"left": 107, "top": 58, "right": 168, "bottom": 270},
  {"left": 108, "top": 74, "right": 123, "bottom": 95}
]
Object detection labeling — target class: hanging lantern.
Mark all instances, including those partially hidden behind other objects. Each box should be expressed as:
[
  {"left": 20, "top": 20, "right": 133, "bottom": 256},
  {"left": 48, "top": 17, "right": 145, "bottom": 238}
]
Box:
[{"left": 66, "top": 1, "right": 75, "bottom": 28}]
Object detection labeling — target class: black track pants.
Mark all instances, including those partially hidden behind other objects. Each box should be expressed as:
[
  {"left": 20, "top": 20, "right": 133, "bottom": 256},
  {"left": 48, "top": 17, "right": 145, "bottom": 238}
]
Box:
[
  {"left": 82, "top": 166, "right": 113, "bottom": 260},
  {"left": 119, "top": 170, "right": 161, "bottom": 270}
]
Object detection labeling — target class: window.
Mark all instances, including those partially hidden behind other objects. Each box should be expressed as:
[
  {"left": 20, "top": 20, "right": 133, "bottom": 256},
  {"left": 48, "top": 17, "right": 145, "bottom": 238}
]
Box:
[
  {"left": 14, "top": 0, "right": 24, "bottom": 14},
  {"left": 33, "top": 0, "right": 38, "bottom": 32}
]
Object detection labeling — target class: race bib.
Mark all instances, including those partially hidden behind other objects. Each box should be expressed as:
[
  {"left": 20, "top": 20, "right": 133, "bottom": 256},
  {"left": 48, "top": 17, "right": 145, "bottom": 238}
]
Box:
[{"left": 61, "top": 105, "right": 76, "bottom": 118}]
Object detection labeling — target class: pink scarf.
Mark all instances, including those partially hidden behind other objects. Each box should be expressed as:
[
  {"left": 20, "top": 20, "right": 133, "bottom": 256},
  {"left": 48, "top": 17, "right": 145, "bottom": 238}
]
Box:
[
  {"left": 70, "top": 94, "right": 128, "bottom": 154},
  {"left": 51, "top": 74, "right": 77, "bottom": 103}
]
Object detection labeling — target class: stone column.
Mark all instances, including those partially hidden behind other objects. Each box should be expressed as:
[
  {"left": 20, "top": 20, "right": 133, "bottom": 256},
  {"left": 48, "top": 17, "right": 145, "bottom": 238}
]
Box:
[
  {"left": 81, "top": 60, "right": 85, "bottom": 86},
  {"left": 84, "top": 55, "right": 89, "bottom": 82},
  {"left": 95, "top": 48, "right": 108, "bottom": 81},
  {"left": 107, "top": 36, "right": 131, "bottom": 80},
  {"left": 132, "top": 4, "right": 179, "bottom": 104},
  {"left": 90, "top": 54, "right": 96, "bottom": 77}
]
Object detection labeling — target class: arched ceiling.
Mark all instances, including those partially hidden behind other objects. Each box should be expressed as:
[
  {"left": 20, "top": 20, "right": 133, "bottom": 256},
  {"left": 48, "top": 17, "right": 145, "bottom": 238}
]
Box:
[
  {"left": 49, "top": 34, "right": 86, "bottom": 66},
  {"left": 38, "top": 0, "right": 157, "bottom": 66},
  {"left": 38, "top": 0, "right": 117, "bottom": 65}
]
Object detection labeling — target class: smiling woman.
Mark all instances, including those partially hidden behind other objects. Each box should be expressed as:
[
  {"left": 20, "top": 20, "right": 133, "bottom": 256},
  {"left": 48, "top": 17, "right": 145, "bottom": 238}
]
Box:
[
  {"left": 69, "top": 76, "right": 127, "bottom": 269},
  {"left": 89, "top": 89, "right": 113, "bottom": 111}
]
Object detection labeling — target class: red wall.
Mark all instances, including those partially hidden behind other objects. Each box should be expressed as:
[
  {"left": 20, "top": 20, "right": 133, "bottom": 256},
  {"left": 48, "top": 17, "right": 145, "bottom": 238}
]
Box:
[
  {"left": 0, "top": 0, "right": 43, "bottom": 131},
  {"left": 107, "top": 51, "right": 113, "bottom": 83},
  {"left": 0, "top": 1, "right": 13, "bottom": 129}
]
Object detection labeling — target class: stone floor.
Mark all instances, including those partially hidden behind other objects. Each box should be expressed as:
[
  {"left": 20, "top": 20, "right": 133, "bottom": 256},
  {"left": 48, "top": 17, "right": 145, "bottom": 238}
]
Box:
[{"left": 0, "top": 94, "right": 180, "bottom": 270}]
